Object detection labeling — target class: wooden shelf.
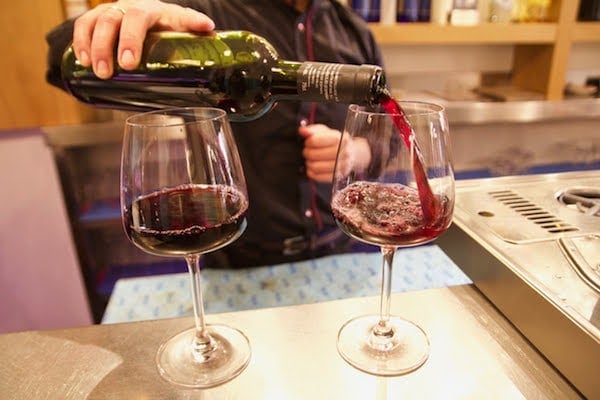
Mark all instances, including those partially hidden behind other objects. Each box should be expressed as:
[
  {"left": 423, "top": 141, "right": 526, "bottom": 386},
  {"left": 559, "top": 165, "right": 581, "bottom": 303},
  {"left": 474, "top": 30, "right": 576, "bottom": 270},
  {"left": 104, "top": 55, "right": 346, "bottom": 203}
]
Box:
[
  {"left": 370, "top": 23, "right": 558, "bottom": 45},
  {"left": 369, "top": 1, "right": 600, "bottom": 101},
  {"left": 572, "top": 22, "right": 600, "bottom": 42}
]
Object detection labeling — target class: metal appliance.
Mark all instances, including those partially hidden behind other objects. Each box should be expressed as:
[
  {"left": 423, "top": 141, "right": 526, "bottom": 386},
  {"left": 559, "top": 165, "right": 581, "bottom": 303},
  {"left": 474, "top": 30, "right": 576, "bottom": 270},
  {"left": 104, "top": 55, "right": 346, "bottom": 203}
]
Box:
[{"left": 438, "top": 170, "right": 600, "bottom": 399}]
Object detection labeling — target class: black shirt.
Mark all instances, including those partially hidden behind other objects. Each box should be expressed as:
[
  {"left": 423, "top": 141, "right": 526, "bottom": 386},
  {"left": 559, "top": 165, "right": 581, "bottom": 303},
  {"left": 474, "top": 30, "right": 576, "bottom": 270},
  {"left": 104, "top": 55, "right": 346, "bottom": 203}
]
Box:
[{"left": 46, "top": 0, "right": 384, "bottom": 268}]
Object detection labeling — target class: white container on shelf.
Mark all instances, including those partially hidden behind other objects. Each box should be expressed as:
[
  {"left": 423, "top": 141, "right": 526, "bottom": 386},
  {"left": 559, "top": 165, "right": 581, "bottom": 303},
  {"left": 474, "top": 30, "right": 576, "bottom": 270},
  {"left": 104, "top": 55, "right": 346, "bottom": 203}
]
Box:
[
  {"left": 431, "top": 0, "right": 453, "bottom": 24},
  {"left": 380, "top": 0, "right": 397, "bottom": 24}
]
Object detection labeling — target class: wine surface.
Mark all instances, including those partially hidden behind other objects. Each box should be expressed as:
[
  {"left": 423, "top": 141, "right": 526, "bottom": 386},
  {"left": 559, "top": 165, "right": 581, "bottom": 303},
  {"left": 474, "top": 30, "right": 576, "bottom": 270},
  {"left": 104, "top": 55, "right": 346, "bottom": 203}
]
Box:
[
  {"left": 125, "top": 184, "right": 247, "bottom": 256},
  {"left": 331, "top": 181, "right": 451, "bottom": 246}
]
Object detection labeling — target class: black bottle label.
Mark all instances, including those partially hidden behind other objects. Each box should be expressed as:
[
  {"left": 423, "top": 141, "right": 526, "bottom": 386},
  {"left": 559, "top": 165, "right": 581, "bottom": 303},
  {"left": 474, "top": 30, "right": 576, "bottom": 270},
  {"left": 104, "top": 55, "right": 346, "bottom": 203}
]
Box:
[{"left": 298, "top": 62, "right": 371, "bottom": 103}]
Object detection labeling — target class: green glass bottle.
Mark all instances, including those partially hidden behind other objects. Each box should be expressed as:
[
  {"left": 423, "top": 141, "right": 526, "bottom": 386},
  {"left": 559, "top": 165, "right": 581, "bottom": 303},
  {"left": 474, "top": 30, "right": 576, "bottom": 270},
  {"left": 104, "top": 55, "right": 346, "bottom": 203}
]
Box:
[{"left": 61, "top": 30, "right": 387, "bottom": 122}]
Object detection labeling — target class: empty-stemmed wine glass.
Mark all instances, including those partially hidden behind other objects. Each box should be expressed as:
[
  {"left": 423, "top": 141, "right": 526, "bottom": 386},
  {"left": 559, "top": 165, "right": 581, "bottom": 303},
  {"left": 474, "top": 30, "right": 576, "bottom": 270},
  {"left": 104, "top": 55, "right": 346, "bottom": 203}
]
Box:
[
  {"left": 331, "top": 100, "right": 455, "bottom": 376},
  {"left": 120, "top": 107, "right": 250, "bottom": 388}
]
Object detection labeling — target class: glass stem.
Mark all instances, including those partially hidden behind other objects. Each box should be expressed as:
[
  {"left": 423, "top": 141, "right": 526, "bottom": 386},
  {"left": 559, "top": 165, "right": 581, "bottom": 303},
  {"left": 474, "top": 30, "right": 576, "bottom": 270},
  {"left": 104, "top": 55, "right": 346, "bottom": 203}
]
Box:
[
  {"left": 185, "top": 254, "right": 214, "bottom": 354},
  {"left": 375, "top": 246, "right": 396, "bottom": 337}
]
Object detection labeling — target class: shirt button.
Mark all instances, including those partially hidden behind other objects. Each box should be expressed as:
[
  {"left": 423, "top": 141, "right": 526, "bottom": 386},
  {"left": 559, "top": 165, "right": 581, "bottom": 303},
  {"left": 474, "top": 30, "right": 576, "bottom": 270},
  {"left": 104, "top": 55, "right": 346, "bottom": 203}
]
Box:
[
  {"left": 297, "top": 23, "right": 305, "bottom": 32},
  {"left": 299, "top": 118, "right": 308, "bottom": 127},
  {"left": 304, "top": 209, "right": 313, "bottom": 218}
]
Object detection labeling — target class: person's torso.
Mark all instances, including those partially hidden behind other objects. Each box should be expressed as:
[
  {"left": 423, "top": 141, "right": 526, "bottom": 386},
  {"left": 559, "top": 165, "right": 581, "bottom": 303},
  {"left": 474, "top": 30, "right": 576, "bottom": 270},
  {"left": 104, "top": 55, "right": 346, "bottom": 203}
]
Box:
[{"left": 181, "top": 0, "right": 383, "bottom": 265}]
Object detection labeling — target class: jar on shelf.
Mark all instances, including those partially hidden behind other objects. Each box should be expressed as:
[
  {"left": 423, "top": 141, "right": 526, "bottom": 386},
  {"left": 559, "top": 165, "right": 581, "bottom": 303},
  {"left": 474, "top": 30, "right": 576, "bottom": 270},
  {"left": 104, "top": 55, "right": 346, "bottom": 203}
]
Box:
[{"left": 489, "top": 0, "right": 513, "bottom": 23}]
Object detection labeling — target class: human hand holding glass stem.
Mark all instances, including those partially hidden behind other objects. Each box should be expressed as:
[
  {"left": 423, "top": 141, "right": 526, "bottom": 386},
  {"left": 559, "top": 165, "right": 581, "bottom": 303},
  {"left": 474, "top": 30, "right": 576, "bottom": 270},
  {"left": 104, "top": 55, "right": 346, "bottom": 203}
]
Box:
[
  {"left": 120, "top": 107, "right": 250, "bottom": 388},
  {"left": 331, "top": 102, "right": 454, "bottom": 376}
]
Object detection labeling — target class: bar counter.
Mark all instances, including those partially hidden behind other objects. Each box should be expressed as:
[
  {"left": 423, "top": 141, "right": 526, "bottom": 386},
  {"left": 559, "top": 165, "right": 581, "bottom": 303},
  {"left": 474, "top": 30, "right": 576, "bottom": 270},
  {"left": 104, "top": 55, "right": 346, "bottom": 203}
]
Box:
[{"left": 0, "top": 284, "right": 581, "bottom": 399}]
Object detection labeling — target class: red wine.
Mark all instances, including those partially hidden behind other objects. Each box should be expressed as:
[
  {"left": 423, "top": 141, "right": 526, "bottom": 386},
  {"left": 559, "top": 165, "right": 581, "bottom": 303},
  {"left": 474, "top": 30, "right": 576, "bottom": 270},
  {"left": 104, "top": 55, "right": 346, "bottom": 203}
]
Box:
[
  {"left": 331, "top": 181, "right": 452, "bottom": 246},
  {"left": 124, "top": 184, "right": 247, "bottom": 257},
  {"left": 380, "top": 95, "right": 439, "bottom": 221}
]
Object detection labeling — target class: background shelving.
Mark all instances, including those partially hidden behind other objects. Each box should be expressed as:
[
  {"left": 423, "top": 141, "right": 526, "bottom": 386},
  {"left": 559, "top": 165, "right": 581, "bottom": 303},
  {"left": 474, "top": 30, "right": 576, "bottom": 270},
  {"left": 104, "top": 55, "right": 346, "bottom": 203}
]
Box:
[
  {"left": 369, "top": 22, "right": 558, "bottom": 45},
  {"left": 369, "top": 0, "right": 600, "bottom": 100},
  {"left": 1, "top": 0, "right": 598, "bottom": 130}
]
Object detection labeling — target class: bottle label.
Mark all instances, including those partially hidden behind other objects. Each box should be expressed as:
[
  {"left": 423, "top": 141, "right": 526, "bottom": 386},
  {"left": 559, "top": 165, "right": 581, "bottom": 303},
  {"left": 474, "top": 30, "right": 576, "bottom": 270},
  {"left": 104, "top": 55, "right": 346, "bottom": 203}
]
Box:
[{"left": 298, "top": 62, "right": 361, "bottom": 103}]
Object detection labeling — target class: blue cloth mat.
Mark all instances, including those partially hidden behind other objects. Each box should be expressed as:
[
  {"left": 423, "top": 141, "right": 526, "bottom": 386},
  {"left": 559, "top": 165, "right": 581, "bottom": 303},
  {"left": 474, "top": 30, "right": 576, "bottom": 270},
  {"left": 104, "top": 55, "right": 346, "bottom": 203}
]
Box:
[{"left": 101, "top": 245, "right": 471, "bottom": 324}]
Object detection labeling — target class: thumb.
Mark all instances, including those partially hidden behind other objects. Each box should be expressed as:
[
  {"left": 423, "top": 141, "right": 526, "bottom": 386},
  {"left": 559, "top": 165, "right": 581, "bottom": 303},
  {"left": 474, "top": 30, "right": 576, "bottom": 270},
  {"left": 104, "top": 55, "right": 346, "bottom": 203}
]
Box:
[{"left": 298, "top": 125, "right": 313, "bottom": 139}]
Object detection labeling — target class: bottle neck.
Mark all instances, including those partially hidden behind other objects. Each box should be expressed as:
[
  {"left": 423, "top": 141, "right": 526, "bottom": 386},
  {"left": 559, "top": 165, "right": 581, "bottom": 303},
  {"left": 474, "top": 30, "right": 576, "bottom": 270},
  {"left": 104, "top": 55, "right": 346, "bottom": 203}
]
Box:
[
  {"left": 271, "top": 61, "right": 385, "bottom": 105},
  {"left": 270, "top": 61, "right": 304, "bottom": 98}
]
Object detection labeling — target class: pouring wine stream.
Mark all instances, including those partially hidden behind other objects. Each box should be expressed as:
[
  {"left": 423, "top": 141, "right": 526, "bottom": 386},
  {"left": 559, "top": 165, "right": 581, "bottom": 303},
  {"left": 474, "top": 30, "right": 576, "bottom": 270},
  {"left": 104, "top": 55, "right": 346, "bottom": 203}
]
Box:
[{"left": 381, "top": 97, "right": 439, "bottom": 222}]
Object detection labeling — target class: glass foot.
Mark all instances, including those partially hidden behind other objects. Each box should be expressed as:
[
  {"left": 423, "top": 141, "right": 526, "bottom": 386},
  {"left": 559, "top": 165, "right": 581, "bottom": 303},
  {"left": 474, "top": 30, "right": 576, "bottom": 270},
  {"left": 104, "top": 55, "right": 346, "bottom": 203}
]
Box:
[
  {"left": 156, "top": 324, "right": 251, "bottom": 388},
  {"left": 337, "top": 315, "right": 429, "bottom": 376}
]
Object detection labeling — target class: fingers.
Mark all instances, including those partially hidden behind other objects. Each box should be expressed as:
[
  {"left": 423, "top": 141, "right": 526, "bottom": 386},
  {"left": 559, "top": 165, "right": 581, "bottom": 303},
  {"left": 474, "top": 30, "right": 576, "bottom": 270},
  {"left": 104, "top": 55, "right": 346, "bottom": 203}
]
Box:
[
  {"left": 72, "top": 6, "right": 106, "bottom": 68},
  {"left": 117, "top": 3, "right": 215, "bottom": 70},
  {"left": 157, "top": 3, "right": 215, "bottom": 32},
  {"left": 92, "top": 6, "right": 126, "bottom": 78},
  {"left": 71, "top": 0, "right": 215, "bottom": 79},
  {"left": 299, "top": 124, "right": 341, "bottom": 183},
  {"left": 73, "top": 3, "right": 126, "bottom": 78},
  {"left": 305, "top": 159, "right": 336, "bottom": 182},
  {"left": 299, "top": 124, "right": 340, "bottom": 148},
  {"left": 115, "top": 5, "right": 156, "bottom": 71},
  {"left": 302, "top": 143, "right": 339, "bottom": 164},
  {"left": 300, "top": 125, "right": 340, "bottom": 159}
]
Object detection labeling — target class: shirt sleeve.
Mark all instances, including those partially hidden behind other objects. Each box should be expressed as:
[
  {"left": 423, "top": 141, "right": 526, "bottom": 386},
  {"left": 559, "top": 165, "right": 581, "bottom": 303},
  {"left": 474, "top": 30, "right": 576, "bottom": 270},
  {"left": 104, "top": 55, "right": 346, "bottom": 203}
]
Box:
[{"left": 45, "top": 18, "right": 75, "bottom": 91}]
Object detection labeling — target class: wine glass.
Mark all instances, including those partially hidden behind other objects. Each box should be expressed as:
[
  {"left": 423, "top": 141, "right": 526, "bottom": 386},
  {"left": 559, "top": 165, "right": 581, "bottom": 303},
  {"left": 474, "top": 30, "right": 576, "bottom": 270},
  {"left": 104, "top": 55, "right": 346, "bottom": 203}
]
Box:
[
  {"left": 331, "top": 100, "right": 454, "bottom": 376},
  {"left": 120, "top": 107, "right": 250, "bottom": 388}
]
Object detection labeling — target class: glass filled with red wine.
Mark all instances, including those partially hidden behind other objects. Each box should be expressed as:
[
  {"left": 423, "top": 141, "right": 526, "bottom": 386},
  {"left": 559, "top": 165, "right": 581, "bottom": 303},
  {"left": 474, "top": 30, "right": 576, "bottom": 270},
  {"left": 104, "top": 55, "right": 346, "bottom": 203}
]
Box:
[
  {"left": 121, "top": 107, "right": 250, "bottom": 388},
  {"left": 331, "top": 100, "right": 454, "bottom": 375}
]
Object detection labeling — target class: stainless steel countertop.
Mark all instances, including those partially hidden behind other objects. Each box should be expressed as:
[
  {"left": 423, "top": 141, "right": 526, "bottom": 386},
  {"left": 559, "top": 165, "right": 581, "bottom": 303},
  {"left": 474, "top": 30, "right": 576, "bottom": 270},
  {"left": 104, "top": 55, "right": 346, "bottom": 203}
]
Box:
[
  {"left": 0, "top": 285, "right": 581, "bottom": 399},
  {"left": 445, "top": 98, "right": 600, "bottom": 124},
  {"left": 436, "top": 171, "right": 600, "bottom": 399}
]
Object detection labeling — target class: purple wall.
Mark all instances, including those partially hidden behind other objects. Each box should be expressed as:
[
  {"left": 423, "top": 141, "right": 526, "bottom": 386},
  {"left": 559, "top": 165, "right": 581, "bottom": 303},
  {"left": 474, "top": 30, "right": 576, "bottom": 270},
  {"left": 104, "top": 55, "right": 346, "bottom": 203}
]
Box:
[{"left": 0, "top": 128, "right": 91, "bottom": 333}]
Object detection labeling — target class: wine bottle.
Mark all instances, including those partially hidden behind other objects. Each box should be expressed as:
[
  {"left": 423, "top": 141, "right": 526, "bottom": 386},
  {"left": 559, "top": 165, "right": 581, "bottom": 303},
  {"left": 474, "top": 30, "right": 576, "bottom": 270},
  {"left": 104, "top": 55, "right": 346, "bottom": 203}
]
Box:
[{"left": 61, "top": 30, "right": 387, "bottom": 122}]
